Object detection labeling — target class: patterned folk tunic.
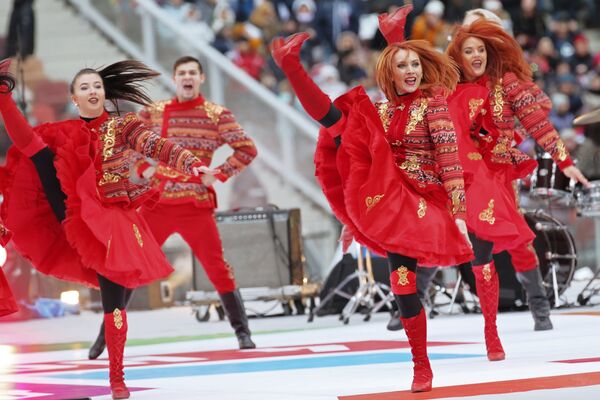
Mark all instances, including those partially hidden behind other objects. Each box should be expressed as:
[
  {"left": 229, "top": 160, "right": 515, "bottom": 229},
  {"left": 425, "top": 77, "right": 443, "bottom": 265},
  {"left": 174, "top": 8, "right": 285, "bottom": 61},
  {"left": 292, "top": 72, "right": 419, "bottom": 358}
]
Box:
[
  {"left": 477, "top": 72, "right": 573, "bottom": 175},
  {"left": 374, "top": 89, "right": 467, "bottom": 220},
  {"left": 138, "top": 95, "right": 257, "bottom": 208}
]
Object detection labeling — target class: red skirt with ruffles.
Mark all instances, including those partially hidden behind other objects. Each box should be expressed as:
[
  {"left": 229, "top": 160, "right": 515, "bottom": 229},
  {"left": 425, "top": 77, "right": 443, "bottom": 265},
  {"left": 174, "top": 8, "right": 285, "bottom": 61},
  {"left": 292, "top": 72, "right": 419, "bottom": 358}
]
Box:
[
  {"left": 449, "top": 84, "right": 535, "bottom": 252},
  {"left": 0, "top": 268, "right": 18, "bottom": 317},
  {"left": 0, "top": 120, "right": 173, "bottom": 289},
  {"left": 315, "top": 87, "right": 474, "bottom": 267}
]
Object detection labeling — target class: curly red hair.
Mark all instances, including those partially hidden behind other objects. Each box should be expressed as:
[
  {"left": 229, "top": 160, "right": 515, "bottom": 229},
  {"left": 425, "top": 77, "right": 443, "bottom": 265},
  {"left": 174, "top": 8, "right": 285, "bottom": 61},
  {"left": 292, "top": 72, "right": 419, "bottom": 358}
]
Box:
[
  {"left": 376, "top": 40, "right": 459, "bottom": 103},
  {"left": 446, "top": 19, "right": 532, "bottom": 84}
]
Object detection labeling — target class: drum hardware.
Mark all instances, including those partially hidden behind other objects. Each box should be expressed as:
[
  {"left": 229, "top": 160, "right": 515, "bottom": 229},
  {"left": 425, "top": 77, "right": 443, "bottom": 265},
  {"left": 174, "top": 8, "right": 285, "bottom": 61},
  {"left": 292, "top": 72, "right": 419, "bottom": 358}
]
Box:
[
  {"left": 530, "top": 154, "right": 575, "bottom": 200},
  {"left": 544, "top": 252, "right": 577, "bottom": 260},
  {"left": 535, "top": 222, "right": 568, "bottom": 232},
  {"left": 573, "top": 108, "right": 600, "bottom": 126},
  {"left": 308, "top": 243, "right": 394, "bottom": 324}
]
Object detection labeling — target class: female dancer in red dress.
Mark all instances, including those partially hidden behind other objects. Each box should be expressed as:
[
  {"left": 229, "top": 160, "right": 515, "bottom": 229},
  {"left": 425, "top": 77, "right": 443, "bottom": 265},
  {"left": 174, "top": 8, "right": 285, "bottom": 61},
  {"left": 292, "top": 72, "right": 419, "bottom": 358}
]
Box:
[
  {"left": 0, "top": 60, "right": 209, "bottom": 399},
  {"left": 447, "top": 19, "right": 590, "bottom": 333},
  {"left": 271, "top": 6, "right": 474, "bottom": 392}
]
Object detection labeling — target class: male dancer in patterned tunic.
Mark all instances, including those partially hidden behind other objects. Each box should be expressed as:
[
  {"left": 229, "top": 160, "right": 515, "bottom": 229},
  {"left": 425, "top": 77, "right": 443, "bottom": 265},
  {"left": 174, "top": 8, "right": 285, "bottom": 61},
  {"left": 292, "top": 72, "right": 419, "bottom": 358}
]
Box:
[{"left": 89, "top": 56, "right": 258, "bottom": 359}]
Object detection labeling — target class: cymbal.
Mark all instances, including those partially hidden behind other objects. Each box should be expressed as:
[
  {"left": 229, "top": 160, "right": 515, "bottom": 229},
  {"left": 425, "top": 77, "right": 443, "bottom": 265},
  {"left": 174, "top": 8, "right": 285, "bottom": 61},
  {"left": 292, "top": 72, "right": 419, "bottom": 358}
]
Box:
[{"left": 574, "top": 108, "right": 600, "bottom": 125}]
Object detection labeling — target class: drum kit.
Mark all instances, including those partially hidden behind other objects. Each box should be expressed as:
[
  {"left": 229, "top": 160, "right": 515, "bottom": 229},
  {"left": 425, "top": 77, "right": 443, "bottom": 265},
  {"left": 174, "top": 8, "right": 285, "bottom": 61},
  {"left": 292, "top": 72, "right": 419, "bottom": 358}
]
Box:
[{"left": 515, "top": 108, "right": 600, "bottom": 307}]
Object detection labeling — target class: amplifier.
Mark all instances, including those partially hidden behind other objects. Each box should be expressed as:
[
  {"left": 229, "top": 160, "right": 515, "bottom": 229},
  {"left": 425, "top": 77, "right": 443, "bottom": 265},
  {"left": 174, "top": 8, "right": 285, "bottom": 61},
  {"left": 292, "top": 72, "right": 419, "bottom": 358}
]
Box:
[{"left": 192, "top": 208, "right": 304, "bottom": 291}]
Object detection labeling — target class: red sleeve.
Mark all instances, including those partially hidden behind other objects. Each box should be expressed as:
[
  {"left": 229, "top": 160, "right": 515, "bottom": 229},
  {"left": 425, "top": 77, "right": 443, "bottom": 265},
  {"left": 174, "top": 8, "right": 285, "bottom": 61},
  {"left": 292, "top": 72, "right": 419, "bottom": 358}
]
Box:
[
  {"left": 120, "top": 113, "right": 203, "bottom": 174},
  {"left": 213, "top": 107, "right": 257, "bottom": 182},
  {"left": 504, "top": 73, "right": 573, "bottom": 169},
  {"left": 426, "top": 94, "right": 467, "bottom": 220}
]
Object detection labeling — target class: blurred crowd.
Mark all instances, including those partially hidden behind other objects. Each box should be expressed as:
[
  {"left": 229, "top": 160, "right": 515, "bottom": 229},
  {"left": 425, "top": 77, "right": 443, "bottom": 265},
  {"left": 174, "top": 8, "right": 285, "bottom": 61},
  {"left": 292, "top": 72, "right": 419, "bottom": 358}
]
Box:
[
  {"left": 2, "top": 0, "right": 600, "bottom": 174},
  {"left": 150, "top": 0, "right": 600, "bottom": 175}
]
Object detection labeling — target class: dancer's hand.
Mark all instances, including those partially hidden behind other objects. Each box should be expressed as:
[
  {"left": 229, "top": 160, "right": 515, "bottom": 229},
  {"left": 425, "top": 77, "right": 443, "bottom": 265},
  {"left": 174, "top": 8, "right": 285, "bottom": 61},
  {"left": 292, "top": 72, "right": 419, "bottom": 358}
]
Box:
[
  {"left": 455, "top": 219, "right": 472, "bottom": 247},
  {"left": 563, "top": 165, "right": 591, "bottom": 188},
  {"left": 270, "top": 32, "right": 310, "bottom": 69},
  {"left": 192, "top": 165, "right": 218, "bottom": 177}
]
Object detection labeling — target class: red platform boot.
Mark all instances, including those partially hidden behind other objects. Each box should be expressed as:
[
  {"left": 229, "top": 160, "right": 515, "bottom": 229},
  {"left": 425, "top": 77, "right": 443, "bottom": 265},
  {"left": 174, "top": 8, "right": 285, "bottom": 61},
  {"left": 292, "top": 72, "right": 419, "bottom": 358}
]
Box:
[
  {"left": 104, "top": 308, "right": 130, "bottom": 399},
  {"left": 400, "top": 308, "right": 433, "bottom": 392},
  {"left": 472, "top": 262, "right": 505, "bottom": 361}
]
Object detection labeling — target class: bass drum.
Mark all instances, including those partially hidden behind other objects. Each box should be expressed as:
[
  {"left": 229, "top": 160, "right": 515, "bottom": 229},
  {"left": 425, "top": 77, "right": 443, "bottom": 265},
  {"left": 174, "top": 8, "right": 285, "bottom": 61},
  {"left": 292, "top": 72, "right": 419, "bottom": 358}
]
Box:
[{"left": 460, "top": 210, "right": 576, "bottom": 309}]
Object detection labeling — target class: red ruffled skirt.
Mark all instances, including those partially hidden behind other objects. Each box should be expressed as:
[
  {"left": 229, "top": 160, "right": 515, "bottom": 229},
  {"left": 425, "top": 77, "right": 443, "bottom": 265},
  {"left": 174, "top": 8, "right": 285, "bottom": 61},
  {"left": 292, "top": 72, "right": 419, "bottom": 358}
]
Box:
[
  {"left": 0, "top": 268, "right": 18, "bottom": 317},
  {"left": 315, "top": 87, "right": 473, "bottom": 266},
  {"left": 0, "top": 122, "right": 173, "bottom": 289},
  {"left": 449, "top": 84, "right": 535, "bottom": 252}
]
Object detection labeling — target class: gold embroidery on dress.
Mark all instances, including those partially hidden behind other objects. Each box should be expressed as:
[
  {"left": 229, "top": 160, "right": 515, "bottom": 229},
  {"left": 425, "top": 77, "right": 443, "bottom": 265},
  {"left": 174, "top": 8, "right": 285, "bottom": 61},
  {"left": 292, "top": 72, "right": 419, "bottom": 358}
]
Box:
[
  {"left": 492, "top": 82, "right": 504, "bottom": 120},
  {"left": 492, "top": 138, "right": 509, "bottom": 155},
  {"left": 366, "top": 194, "right": 384, "bottom": 212},
  {"left": 377, "top": 102, "right": 391, "bottom": 132},
  {"left": 396, "top": 266, "right": 409, "bottom": 286},
  {"left": 451, "top": 191, "right": 461, "bottom": 215},
  {"left": 482, "top": 263, "right": 492, "bottom": 282},
  {"left": 113, "top": 308, "right": 123, "bottom": 329},
  {"left": 469, "top": 98, "right": 484, "bottom": 120},
  {"left": 406, "top": 100, "right": 428, "bottom": 135},
  {"left": 397, "top": 104, "right": 405, "bottom": 111},
  {"left": 417, "top": 198, "right": 427, "bottom": 218},
  {"left": 467, "top": 152, "right": 483, "bottom": 160},
  {"left": 156, "top": 165, "right": 190, "bottom": 180},
  {"left": 98, "top": 172, "right": 121, "bottom": 186},
  {"left": 556, "top": 140, "right": 567, "bottom": 162},
  {"left": 400, "top": 155, "right": 419, "bottom": 173},
  {"left": 102, "top": 118, "right": 117, "bottom": 161},
  {"left": 203, "top": 101, "right": 224, "bottom": 124},
  {"left": 132, "top": 224, "right": 144, "bottom": 247},
  {"left": 479, "top": 199, "right": 496, "bottom": 225}
]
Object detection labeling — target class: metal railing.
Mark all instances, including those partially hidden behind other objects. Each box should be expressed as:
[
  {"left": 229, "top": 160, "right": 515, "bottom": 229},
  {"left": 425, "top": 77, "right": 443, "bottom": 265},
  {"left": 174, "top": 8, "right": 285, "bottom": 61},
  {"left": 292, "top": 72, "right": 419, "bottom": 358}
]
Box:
[{"left": 66, "top": 0, "right": 328, "bottom": 211}]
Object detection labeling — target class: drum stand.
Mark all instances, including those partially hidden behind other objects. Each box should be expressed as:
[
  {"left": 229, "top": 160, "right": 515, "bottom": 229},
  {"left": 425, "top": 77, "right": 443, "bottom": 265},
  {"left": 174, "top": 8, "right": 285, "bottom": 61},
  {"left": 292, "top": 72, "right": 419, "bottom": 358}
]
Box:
[
  {"left": 308, "top": 245, "right": 394, "bottom": 324},
  {"left": 577, "top": 218, "right": 600, "bottom": 305}
]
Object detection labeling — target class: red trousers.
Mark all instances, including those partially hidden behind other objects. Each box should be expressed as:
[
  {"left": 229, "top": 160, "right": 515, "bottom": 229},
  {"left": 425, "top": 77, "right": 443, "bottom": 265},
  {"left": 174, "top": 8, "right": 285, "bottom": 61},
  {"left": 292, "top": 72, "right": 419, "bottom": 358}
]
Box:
[{"left": 140, "top": 203, "right": 236, "bottom": 293}]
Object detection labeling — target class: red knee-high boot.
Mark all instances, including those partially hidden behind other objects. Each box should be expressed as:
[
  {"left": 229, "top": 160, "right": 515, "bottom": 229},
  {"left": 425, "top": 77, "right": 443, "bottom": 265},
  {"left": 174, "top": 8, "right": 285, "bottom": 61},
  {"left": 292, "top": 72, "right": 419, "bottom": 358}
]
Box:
[
  {"left": 400, "top": 309, "right": 432, "bottom": 392},
  {"left": 270, "top": 33, "right": 344, "bottom": 130},
  {"left": 472, "top": 262, "right": 505, "bottom": 361},
  {"left": 104, "top": 309, "right": 130, "bottom": 399}
]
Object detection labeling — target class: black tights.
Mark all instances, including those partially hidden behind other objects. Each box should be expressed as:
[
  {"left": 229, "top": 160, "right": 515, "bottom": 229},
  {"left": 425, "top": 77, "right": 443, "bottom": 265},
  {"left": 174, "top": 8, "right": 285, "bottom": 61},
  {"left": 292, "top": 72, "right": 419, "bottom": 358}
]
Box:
[
  {"left": 387, "top": 252, "right": 422, "bottom": 318},
  {"left": 468, "top": 232, "right": 494, "bottom": 267},
  {"left": 29, "top": 147, "right": 128, "bottom": 313}
]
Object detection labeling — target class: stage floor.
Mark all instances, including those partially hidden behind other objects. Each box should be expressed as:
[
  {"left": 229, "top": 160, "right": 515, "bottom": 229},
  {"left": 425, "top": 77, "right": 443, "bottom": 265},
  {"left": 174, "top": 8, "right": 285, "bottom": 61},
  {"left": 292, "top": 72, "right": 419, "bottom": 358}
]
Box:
[{"left": 1, "top": 296, "right": 600, "bottom": 399}]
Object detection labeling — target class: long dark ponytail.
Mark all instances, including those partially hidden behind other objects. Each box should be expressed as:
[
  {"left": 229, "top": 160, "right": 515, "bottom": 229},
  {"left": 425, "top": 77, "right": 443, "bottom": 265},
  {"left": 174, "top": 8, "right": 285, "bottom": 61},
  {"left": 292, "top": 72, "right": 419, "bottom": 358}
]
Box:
[{"left": 70, "top": 60, "right": 160, "bottom": 109}]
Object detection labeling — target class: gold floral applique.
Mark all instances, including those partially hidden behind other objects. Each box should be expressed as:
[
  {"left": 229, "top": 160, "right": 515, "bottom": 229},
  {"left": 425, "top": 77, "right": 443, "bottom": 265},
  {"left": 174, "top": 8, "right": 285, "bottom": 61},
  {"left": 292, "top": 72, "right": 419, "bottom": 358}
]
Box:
[
  {"left": 366, "top": 194, "right": 384, "bottom": 212},
  {"left": 396, "top": 266, "right": 409, "bottom": 286},
  {"left": 469, "top": 98, "right": 484, "bottom": 120},
  {"left": 482, "top": 263, "right": 492, "bottom": 282},
  {"left": 203, "top": 101, "right": 224, "bottom": 124},
  {"left": 377, "top": 102, "right": 391, "bottom": 132},
  {"left": 405, "top": 100, "right": 428, "bottom": 135},
  {"left": 113, "top": 308, "right": 123, "bottom": 329},
  {"left": 492, "top": 82, "right": 504, "bottom": 120},
  {"left": 451, "top": 191, "right": 461, "bottom": 215},
  {"left": 556, "top": 140, "right": 568, "bottom": 162},
  {"left": 132, "top": 224, "right": 144, "bottom": 247},
  {"left": 467, "top": 152, "right": 483, "bottom": 160},
  {"left": 101, "top": 118, "right": 117, "bottom": 161},
  {"left": 400, "top": 155, "right": 420, "bottom": 173},
  {"left": 98, "top": 172, "right": 120, "bottom": 186},
  {"left": 417, "top": 198, "right": 427, "bottom": 219},
  {"left": 479, "top": 199, "right": 496, "bottom": 225}
]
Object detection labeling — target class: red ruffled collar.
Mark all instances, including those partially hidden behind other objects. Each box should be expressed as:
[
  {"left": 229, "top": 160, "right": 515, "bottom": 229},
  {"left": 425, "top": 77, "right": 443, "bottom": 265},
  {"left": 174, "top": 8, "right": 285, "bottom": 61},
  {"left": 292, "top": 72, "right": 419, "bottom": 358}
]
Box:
[{"left": 83, "top": 111, "right": 110, "bottom": 130}]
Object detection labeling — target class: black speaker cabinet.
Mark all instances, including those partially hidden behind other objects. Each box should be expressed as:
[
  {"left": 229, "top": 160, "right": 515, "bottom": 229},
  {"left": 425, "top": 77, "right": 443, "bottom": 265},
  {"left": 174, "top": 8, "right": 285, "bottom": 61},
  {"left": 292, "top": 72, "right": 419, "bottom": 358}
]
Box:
[{"left": 192, "top": 209, "right": 304, "bottom": 291}]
